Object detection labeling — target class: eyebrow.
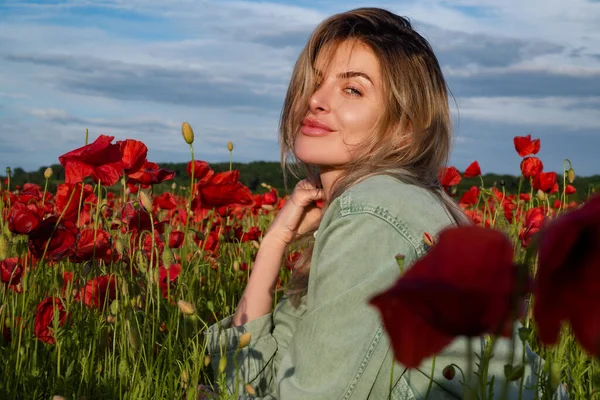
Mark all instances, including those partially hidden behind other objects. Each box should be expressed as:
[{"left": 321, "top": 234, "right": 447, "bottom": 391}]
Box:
[{"left": 315, "top": 69, "right": 374, "bottom": 85}]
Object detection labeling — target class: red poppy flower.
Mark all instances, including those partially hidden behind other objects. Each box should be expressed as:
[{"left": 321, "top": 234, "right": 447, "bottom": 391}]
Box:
[
  {"left": 28, "top": 217, "right": 79, "bottom": 261},
  {"left": 153, "top": 192, "right": 178, "bottom": 210},
  {"left": 534, "top": 194, "right": 600, "bottom": 357},
  {"left": 18, "top": 183, "right": 44, "bottom": 203},
  {"left": 58, "top": 134, "right": 124, "bottom": 186},
  {"left": 463, "top": 161, "right": 481, "bottom": 178},
  {"left": 169, "top": 231, "right": 185, "bottom": 249},
  {"left": 54, "top": 183, "right": 96, "bottom": 223},
  {"left": 1, "top": 257, "right": 23, "bottom": 286},
  {"left": 459, "top": 186, "right": 479, "bottom": 207},
  {"left": 158, "top": 263, "right": 181, "bottom": 299},
  {"left": 70, "top": 228, "right": 115, "bottom": 263},
  {"left": 463, "top": 209, "right": 483, "bottom": 225},
  {"left": 369, "top": 226, "right": 526, "bottom": 368},
  {"left": 8, "top": 201, "right": 43, "bottom": 234},
  {"left": 520, "top": 193, "right": 531, "bottom": 202},
  {"left": 518, "top": 207, "right": 545, "bottom": 247},
  {"left": 262, "top": 189, "right": 278, "bottom": 205},
  {"left": 77, "top": 275, "right": 117, "bottom": 309},
  {"left": 186, "top": 160, "right": 214, "bottom": 185},
  {"left": 438, "top": 166, "right": 461, "bottom": 189},
  {"left": 520, "top": 157, "right": 544, "bottom": 180},
  {"left": 34, "top": 297, "right": 69, "bottom": 344},
  {"left": 533, "top": 172, "right": 558, "bottom": 194},
  {"left": 565, "top": 184, "right": 576, "bottom": 195},
  {"left": 196, "top": 170, "right": 254, "bottom": 209},
  {"left": 127, "top": 161, "right": 175, "bottom": 185},
  {"left": 195, "top": 229, "right": 220, "bottom": 254},
  {"left": 118, "top": 139, "right": 148, "bottom": 175},
  {"left": 514, "top": 134, "right": 540, "bottom": 157}
]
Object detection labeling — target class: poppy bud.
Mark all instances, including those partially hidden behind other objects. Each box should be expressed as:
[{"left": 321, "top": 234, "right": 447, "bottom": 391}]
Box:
[
  {"left": 177, "top": 300, "right": 195, "bottom": 315},
  {"left": 181, "top": 369, "right": 189, "bottom": 389},
  {"left": 536, "top": 189, "right": 547, "bottom": 202},
  {"left": 233, "top": 260, "right": 239, "bottom": 271},
  {"left": 138, "top": 191, "right": 152, "bottom": 213},
  {"left": 106, "top": 315, "right": 116, "bottom": 324},
  {"left": 115, "top": 239, "right": 124, "bottom": 256},
  {"left": 171, "top": 182, "right": 177, "bottom": 190},
  {"left": 0, "top": 234, "right": 8, "bottom": 261},
  {"left": 245, "top": 384, "right": 256, "bottom": 396},
  {"left": 218, "top": 356, "right": 227, "bottom": 374},
  {"left": 110, "top": 300, "right": 120, "bottom": 315},
  {"left": 504, "top": 364, "right": 525, "bottom": 381},
  {"left": 204, "top": 354, "right": 211, "bottom": 367},
  {"left": 442, "top": 365, "right": 456, "bottom": 380},
  {"left": 227, "top": 141, "right": 234, "bottom": 152},
  {"left": 567, "top": 168, "right": 575, "bottom": 184},
  {"left": 161, "top": 249, "right": 173, "bottom": 267},
  {"left": 181, "top": 122, "right": 194, "bottom": 145},
  {"left": 44, "top": 167, "right": 53, "bottom": 179},
  {"left": 395, "top": 254, "right": 406, "bottom": 273},
  {"left": 423, "top": 232, "right": 435, "bottom": 248},
  {"left": 118, "top": 357, "right": 129, "bottom": 379},
  {"left": 238, "top": 332, "right": 252, "bottom": 349}
]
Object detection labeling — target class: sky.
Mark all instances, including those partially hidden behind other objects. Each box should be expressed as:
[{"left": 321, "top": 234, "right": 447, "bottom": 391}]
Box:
[{"left": 0, "top": 0, "right": 599, "bottom": 176}]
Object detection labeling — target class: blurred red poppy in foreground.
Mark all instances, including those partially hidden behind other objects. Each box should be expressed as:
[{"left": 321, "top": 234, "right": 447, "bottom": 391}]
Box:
[
  {"left": 34, "top": 297, "right": 69, "bottom": 344},
  {"left": 58, "top": 135, "right": 124, "bottom": 186},
  {"left": 370, "top": 226, "right": 527, "bottom": 368},
  {"left": 534, "top": 194, "right": 600, "bottom": 357}
]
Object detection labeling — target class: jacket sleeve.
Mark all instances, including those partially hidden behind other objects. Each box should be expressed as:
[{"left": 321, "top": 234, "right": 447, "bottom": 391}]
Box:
[
  {"left": 203, "top": 295, "right": 306, "bottom": 399},
  {"left": 275, "top": 212, "right": 417, "bottom": 399}
]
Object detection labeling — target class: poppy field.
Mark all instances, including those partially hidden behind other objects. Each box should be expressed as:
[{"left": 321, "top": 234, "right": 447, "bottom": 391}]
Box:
[{"left": 0, "top": 126, "right": 598, "bottom": 400}]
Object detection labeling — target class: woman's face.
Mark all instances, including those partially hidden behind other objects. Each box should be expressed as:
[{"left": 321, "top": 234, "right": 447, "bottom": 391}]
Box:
[{"left": 294, "top": 40, "right": 386, "bottom": 166}]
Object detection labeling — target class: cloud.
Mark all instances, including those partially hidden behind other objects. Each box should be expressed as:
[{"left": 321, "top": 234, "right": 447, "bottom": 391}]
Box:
[{"left": 0, "top": 0, "right": 599, "bottom": 176}]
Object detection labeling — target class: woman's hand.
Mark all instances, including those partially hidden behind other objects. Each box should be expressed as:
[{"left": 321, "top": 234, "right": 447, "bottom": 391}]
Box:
[{"left": 266, "top": 178, "right": 324, "bottom": 245}]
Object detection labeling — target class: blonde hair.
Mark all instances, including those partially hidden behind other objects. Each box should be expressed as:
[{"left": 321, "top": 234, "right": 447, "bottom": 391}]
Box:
[{"left": 278, "top": 7, "right": 468, "bottom": 305}]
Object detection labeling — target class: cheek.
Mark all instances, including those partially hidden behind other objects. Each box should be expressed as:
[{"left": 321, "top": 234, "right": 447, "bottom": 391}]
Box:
[{"left": 338, "top": 104, "right": 380, "bottom": 143}]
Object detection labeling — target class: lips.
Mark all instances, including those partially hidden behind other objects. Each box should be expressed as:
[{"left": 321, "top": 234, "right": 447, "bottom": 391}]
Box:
[{"left": 301, "top": 118, "right": 334, "bottom": 136}]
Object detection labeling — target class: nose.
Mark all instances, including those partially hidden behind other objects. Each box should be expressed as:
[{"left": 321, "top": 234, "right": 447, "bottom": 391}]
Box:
[{"left": 308, "top": 82, "right": 331, "bottom": 114}]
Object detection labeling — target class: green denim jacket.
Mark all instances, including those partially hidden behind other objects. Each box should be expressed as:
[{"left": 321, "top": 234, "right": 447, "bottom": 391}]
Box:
[{"left": 204, "top": 175, "right": 567, "bottom": 400}]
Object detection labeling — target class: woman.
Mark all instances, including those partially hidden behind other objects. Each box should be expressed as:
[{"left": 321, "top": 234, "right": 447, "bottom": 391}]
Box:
[{"left": 204, "top": 8, "right": 563, "bottom": 400}]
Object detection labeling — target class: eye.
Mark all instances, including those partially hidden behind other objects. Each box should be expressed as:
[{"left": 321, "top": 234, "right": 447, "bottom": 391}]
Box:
[{"left": 344, "top": 86, "right": 362, "bottom": 97}]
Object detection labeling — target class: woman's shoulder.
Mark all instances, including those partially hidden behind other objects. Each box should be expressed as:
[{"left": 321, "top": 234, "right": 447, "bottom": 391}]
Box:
[{"left": 328, "top": 174, "right": 456, "bottom": 252}]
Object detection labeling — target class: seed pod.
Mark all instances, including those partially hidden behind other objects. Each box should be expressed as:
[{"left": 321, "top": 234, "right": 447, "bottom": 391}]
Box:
[
  {"left": 238, "top": 332, "right": 252, "bottom": 349},
  {"left": 227, "top": 141, "right": 234, "bottom": 152},
  {"left": 181, "top": 122, "right": 194, "bottom": 145},
  {"left": 44, "top": 167, "right": 53, "bottom": 179}
]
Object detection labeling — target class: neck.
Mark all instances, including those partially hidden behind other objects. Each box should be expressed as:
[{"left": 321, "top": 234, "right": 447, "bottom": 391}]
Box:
[{"left": 319, "top": 166, "right": 343, "bottom": 202}]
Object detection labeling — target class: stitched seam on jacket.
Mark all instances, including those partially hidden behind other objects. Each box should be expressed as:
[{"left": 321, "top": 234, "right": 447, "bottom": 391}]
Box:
[
  {"left": 340, "top": 325, "right": 385, "bottom": 400},
  {"left": 339, "top": 203, "right": 423, "bottom": 256}
]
